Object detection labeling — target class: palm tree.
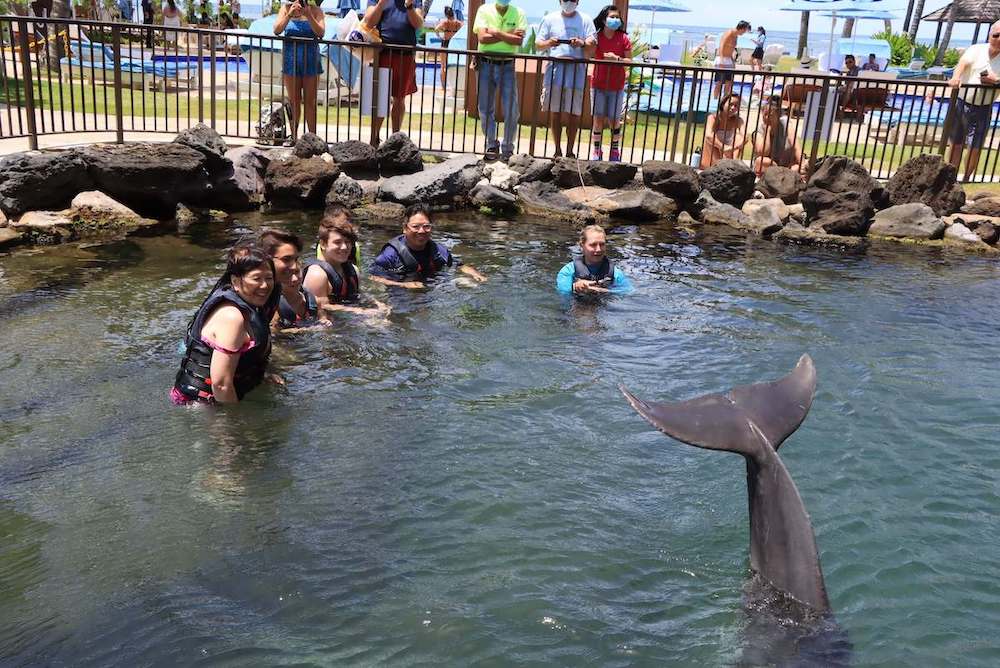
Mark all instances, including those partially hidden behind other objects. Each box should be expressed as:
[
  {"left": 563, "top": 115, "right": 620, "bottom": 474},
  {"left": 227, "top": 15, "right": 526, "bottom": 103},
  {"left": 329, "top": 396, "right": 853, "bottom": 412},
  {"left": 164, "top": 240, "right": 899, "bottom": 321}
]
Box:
[
  {"left": 907, "top": 0, "right": 926, "bottom": 41},
  {"left": 421, "top": 0, "right": 434, "bottom": 19},
  {"left": 46, "top": 0, "right": 71, "bottom": 72},
  {"left": 934, "top": 3, "right": 956, "bottom": 65},
  {"left": 797, "top": 10, "right": 810, "bottom": 59},
  {"left": 841, "top": 17, "right": 855, "bottom": 38}
]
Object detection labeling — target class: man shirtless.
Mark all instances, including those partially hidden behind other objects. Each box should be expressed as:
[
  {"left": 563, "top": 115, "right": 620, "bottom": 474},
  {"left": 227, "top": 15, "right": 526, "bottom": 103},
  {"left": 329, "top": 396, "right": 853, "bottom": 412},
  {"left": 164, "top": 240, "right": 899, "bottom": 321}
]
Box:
[{"left": 713, "top": 20, "right": 751, "bottom": 99}]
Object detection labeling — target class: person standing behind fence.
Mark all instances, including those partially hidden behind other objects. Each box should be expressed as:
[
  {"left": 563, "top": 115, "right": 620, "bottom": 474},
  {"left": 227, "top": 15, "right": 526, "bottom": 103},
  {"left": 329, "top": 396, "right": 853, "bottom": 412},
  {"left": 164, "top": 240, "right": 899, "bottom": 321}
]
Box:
[
  {"left": 536, "top": 0, "right": 596, "bottom": 159},
  {"left": 750, "top": 26, "right": 765, "bottom": 71},
  {"left": 713, "top": 20, "right": 749, "bottom": 99},
  {"left": 589, "top": 5, "right": 630, "bottom": 163},
  {"left": 435, "top": 6, "right": 463, "bottom": 92},
  {"left": 947, "top": 23, "right": 1000, "bottom": 182},
  {"left": 474, "top": 0, "right": 527, "bottom": 161},
  {"left": 365, "top": 0, "right": 424, "bottom": 146},
  {"left": 162, "top": 0, "right": 183, "bottom": 46},
  {"left": 274, "top": 0, "right": 325, "bottom": 144}
]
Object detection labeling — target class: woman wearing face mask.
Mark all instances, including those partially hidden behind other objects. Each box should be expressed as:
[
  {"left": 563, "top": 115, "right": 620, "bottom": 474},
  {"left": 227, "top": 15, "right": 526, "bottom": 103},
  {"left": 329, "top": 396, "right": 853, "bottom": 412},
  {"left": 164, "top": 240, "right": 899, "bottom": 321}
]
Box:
[
  {"left": 590, "top": 5, "right": 631, "bottom": 162},
  {"left": 172, "top": 244, "right": 277, "bottom": 405}
]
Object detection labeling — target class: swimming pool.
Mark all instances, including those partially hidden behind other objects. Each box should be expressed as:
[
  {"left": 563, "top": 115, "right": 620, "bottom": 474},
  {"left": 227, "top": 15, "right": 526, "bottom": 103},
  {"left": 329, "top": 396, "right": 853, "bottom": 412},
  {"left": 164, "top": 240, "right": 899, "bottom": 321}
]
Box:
[
  {"left": 1, "top": 213, "right": 998, "bottom": 665},
  {"left": 151, "top": 54, "right": 251, "bottom": 74}
]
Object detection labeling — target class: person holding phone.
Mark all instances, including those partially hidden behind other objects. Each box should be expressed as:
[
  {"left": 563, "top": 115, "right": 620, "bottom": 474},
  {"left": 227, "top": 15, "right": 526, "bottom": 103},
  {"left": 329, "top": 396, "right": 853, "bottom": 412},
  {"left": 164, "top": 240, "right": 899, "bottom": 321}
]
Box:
[
  {"left": 536, "top": 0, "right": 597, "bottom": 158},
  {"left": 274, "top": 0, "right": 326, "bottom": 143},
  {"left": 556, "top": 225, "right": 633, "bottom": 295},
  {"left": 947, "top": 20, "right": 1000, "bottom": 181}
]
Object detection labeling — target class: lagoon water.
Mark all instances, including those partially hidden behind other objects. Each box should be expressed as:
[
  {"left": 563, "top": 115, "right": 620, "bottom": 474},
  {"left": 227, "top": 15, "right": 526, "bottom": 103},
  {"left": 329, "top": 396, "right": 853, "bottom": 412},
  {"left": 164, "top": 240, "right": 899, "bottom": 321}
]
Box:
[{"left": 1, "top": 213, "right": 999, "bottom": 666}]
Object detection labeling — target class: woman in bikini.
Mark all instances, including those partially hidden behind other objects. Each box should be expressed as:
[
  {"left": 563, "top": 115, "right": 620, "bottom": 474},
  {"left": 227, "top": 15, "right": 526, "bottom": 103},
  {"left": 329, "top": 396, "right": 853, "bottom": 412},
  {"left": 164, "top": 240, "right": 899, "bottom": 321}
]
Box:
[{"left": 701, "top": 93, "right": 747, "bottom": 169}]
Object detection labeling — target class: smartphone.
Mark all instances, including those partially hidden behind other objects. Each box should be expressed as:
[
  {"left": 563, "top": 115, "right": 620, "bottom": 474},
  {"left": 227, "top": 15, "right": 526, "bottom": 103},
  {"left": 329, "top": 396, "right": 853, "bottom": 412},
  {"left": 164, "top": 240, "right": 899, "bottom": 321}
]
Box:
[
  {"left": 594, "top": 277, "right": 613, "bottom": 287},
  {"left": 557, "top": 38, "right": 573, "bottom": 45}
]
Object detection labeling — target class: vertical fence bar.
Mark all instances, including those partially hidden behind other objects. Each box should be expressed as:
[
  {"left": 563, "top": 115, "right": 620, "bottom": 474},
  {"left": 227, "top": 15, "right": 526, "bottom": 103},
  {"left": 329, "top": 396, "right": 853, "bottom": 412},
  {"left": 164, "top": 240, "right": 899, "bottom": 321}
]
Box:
[
  {"left": 197, "top": 31, "right": 204, "bottom": 124},
  {"left": 15, "top": 19, "right": 38, "bottom": 149},
  {"left": 111, "top": 23, "right": 124, "bottom": 143},
  {"left": 209, "top": 29, "right": 216, "bottom": 129}
]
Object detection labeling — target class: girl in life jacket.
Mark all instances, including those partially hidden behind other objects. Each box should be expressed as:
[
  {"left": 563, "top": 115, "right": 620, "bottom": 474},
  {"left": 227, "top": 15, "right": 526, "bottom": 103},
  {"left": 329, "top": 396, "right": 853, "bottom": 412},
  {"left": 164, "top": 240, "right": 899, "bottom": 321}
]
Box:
[
  {"left": 556, "top": 224, "right": 634, "bottom": 296},
  {"left": 303, "top": 208, "right": 390, "bottom": 318},
  {"left": 257, "top": 228, "right": 330, "bottom": 331},
  {"left": 172, "top": 245, "right": 278, "bottom": 405}
]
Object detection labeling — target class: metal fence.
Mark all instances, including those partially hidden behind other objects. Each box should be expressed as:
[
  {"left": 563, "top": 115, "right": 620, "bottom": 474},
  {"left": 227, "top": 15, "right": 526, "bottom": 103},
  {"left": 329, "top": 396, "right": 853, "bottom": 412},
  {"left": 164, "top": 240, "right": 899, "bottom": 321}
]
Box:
[{"left": 3, "top": 16, "right": 1000, "bottom": 182}]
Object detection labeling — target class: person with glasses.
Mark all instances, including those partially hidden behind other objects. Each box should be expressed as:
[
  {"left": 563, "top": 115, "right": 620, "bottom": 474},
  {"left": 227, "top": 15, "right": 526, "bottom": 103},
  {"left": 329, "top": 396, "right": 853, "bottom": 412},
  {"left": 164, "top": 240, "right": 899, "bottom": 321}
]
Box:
[
  {"left": 947, "top": 20, "right": 1000, "bottom": 181},
  {"left": 370, "top": 203, "right": 487, "bottom": 288}
]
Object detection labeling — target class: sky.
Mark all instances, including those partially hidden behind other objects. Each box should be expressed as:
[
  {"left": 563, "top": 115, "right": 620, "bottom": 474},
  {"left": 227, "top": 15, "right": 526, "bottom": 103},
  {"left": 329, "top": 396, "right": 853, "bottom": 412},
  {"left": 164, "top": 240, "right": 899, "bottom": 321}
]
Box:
[{"left": 557, "top": 0, "right": 978, "bottom": 44}]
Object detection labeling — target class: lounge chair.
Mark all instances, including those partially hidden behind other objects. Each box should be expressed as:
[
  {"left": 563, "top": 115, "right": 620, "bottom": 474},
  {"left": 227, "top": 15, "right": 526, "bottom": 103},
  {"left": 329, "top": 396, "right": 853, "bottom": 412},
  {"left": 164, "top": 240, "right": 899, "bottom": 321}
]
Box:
[{"left": 59, "top": 39, "right": 199, "bottom": 91}]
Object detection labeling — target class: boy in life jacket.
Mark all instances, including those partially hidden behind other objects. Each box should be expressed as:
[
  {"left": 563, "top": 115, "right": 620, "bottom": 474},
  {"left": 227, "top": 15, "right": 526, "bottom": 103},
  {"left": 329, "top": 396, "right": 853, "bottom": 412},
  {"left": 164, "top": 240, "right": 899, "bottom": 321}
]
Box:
[
  {"left": 303, "top": 206, "right": 390, "bottom": 317},
  {"left": 556, "top": 224, "right": 634, "bottom": 295},
  {"left": 369, "top": 203, "right": 487, "bottom": 288}
]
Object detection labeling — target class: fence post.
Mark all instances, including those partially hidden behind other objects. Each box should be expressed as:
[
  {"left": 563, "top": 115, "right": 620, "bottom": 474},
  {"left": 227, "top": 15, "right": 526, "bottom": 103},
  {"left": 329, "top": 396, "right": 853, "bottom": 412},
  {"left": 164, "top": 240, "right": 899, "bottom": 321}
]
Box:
[
  {"left": 369, "top": 45, "right": 382, "bottom": 147},
  {"left": 197, "top": 31, "right": 204, "bottom": 124},
  {"left": 209, "top": 29, "right": 216, "bottom": 130},
  {"left": 111, "top": 23, "right": 124, "bottom": 144},
  {"left": 808, "top": 79, "right": 830, "bottom": 172},
  {"left": 16, "top": 19, "right": 38, "bottom": 150}
]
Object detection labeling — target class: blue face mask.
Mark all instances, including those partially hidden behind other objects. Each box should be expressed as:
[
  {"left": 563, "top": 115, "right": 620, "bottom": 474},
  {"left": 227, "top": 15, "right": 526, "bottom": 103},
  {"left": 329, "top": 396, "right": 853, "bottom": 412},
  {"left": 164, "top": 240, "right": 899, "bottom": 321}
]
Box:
[{"left": 606, "top": 17, "right": 622, "bottom": 30}]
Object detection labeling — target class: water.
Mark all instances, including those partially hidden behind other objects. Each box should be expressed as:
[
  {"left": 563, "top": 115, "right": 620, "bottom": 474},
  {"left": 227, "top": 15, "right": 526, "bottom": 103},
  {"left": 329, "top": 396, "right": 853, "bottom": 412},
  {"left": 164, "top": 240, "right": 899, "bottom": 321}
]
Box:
[{"left": 1, "top": 213, "right": 999, "bottom": 665}]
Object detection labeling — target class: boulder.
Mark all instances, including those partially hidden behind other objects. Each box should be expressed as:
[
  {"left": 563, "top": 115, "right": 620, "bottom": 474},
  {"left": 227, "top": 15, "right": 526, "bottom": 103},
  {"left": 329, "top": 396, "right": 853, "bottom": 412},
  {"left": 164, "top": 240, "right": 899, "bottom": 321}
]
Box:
[
  {"left": 868, "top": 202, "right": 945, "bottom": 240},
  {"left": 328, "top": 140, "right": 379, "bottom": 177},
  {"left": 471, "top": 181, "right": 519, "bottom": 212},
  {"left": 585, "top": 189, "right": 678, "bottom": 222},
  {"left": 755, "top": 166, "right": 803, "bottom": 204},
  {"left": 264, "top": 155, "right": 340, "bottom": 208},
  {"left": 886, "top": 154, "right": 965, "bottom": 216},
  {"left": 376, "top": 132, "right": 423, "bottom": 175},
  {"left": 772, "top": 222, "right": 866, "bottom": 249},
  {"left": 552, "top": 157, "right": 593, "bottom": 188},
  {"left": 699, "top": 159, "right": 756, "bottom": 207},
  {"left": 325, "top": 173, "right": 364, "bottom": 209},
  {"left": 174, "top": 204, "right": 228, "bottom": 228},
  {"left": 943, "top": 222, "right": 981, "bottom": 243},
  {"left": 975, "top": 221, "right": 999, "bottom": 244},
  {"left": 745, "top": 205, "right": 784, "bottom": 237},
  {"left": 0, "top": 149, "right": 94, "bottom": 217},
  {"left": 11, "top": 211, "right": 75, "bottom": 244},
  {"left": 960, "top": 196, "right": 1000, "bottom": 217},
  {"left": 172, "top": 123, "right": 229, "bottom": 171},
  {"left": 0, "top": 227, "right": 21, "bottom": 249},
  {"left": 484, "top": 161, "right": 519, "bottom": 191},
  {"left": 587, "top": 160, "right": 639, "bottom": 189},
  {"left": 800, "top": 156, "right": 875, "bottom": 235},
  {"left": 222, "top": 145, "right": 269, "bottom": 207},
  {"left": 641, "top": 160, "right": 700, "bottom": 202},
  {"left": 353, "top": 201, "right": 406, "bottom": 222},
  {"left": 377, "top": 155, "right": 482, "bottom": 207},
  {"left": 356, "top": 177, "right": 381, "bottom": 204},
  {"left": 676, "top": 210, "right": 696, "bottom": 226},
  {"left": 507, "top": 153, "right": 554, "bottom": 183},
  {"left": 69, "top": 191, "right": 156, "bottom": 231},
  {"left": 743, "top": 197, "right": 790, "bottom": 222},
  {"left": 293, "top": 132, "right": 328, "bottom": 159},
  {"left": 690, "top": 191, "right": 749, "bottom": 228},
  {"left": 515, "top": 181, "right": 603, "bottom": 223}
]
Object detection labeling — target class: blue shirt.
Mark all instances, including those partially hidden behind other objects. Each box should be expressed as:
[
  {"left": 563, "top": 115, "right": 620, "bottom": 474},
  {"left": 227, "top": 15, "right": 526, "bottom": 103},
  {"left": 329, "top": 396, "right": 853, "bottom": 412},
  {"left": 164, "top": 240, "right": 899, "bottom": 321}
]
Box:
[
  {"left": 556, "top": 261, "right": 633, "bottom": 295},
  {"left": 370, "top": 240, "right": 455, "bottom": 279},
  {"left": 368, "top": 0, "right": 422, "bottom": 46},
  {"left": 537, "top": 10, "right": 595, "bottom": 60}
]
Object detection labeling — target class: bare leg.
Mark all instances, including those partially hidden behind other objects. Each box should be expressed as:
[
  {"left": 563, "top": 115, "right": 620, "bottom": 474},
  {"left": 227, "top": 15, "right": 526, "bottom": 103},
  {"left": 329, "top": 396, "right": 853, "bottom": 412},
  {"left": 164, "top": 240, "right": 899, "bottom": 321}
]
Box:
[
  {"left": 303, "top": 75, "right": 318, "bottom": 135},
  {"left": 591, "top": 116, "right": 606, "bottom": 159},
  {"left": 391, "top": 95, "right": 406, "bottom": 133},
  {"left": 564, "top": 111, "right": 579, "bottom": 158},
  {"left": 964, "top": 147, "right": 982, "bottom": 181},
  {"left": 948, "top": 142, "right": 964, "bottom": 172},
  {"left": 284, "top": 75, "right": 302, "bottom": 140},
  {"left": 551, "top": 112, "right": 563, "bottom": 157}
]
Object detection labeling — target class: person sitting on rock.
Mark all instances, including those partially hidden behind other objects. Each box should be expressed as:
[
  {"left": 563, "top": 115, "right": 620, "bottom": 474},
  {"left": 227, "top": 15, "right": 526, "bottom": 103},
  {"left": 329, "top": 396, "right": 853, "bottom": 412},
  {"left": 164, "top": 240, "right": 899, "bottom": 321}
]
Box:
[
  {"left": 753, "top": 95, "right": 804, "bottom": 177},
  {"left": 303, "top": 206, "right": 390, "bottom": 316},
  {"left": 701, "top": 93, "right": 747, "bottom": 169},
  {"left": 556, "top": 224, "right": 633, "bottom": 295},
  {"left": 369, "top": 203, "right": 487, "bottom": 288}
]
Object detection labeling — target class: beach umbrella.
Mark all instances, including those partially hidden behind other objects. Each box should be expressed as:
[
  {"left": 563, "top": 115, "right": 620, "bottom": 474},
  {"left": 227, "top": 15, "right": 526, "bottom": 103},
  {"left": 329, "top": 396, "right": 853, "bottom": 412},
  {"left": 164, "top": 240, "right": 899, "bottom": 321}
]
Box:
[
  {"left": 629, "top": 1, "right": 691, "bottom": 44},
  {"left": 779, "top": 1, "right": 901, "bottom": 66}
]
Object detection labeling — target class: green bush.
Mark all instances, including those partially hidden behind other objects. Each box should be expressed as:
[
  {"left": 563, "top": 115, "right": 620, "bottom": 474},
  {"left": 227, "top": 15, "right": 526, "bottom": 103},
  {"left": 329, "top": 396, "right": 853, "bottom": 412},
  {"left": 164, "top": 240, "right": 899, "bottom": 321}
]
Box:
[{"left": 871, "top": 29, "right": 913, "bottom": 66}]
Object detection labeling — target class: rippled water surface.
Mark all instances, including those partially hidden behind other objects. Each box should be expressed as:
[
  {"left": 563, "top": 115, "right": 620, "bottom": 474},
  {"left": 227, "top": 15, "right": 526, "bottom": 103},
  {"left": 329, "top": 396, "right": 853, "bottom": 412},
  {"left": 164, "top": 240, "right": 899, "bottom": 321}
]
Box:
[{"left": 1, "top": 213, "right": 999, "bottom": 666}]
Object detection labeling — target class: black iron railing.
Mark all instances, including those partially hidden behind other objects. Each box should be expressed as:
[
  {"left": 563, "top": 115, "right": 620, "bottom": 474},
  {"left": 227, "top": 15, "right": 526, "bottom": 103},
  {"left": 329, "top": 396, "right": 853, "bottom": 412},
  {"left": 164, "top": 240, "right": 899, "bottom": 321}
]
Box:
[{"left": 3, "top": 16, "right": 999, "bottom": 182}]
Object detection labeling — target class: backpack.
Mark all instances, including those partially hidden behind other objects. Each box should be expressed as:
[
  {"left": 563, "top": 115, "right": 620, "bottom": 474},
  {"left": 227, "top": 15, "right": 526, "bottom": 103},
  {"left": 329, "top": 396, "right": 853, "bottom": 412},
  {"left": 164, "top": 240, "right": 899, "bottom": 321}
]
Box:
[{"left": 256, "top": 98, "right": 292, "bottom": 146}]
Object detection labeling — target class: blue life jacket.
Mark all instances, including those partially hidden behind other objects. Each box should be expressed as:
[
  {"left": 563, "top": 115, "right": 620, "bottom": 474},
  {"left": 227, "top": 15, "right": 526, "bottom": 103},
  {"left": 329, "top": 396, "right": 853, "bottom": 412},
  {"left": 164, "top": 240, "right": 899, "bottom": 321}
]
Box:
[
  {"left": 173, "top": 287, "right": 272, "bottom": 402},
  {"left": 573, "top": 256, "right": 615, "bottom": 282},
  {"left": 277, "top": 285, "right": 319, "bottom": 328},
  {"left": 303, "top": 258, "right": 360, "bottom": 303},
  {"left": 382, "top": 235, "right": 451, "bottom": 278}
]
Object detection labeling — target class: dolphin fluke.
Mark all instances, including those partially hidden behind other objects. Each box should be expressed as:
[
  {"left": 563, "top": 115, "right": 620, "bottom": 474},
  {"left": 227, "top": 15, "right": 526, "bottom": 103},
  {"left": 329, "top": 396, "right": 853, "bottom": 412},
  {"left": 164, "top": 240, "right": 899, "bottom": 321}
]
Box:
[{"left": 619, "top": 354, "right": 816, "bottom": 456}]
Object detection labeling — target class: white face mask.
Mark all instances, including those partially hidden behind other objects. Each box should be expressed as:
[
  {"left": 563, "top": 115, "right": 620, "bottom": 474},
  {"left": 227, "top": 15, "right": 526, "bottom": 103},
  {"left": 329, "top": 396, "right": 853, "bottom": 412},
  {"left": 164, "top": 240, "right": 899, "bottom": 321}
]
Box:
[{"left": 560, "top": 1, "right": 577, "bottom": 13}]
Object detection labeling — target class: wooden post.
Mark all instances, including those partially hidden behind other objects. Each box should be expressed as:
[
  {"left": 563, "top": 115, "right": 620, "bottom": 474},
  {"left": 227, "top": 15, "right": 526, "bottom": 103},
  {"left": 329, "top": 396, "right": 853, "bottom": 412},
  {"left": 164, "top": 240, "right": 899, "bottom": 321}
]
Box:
[{"left": 934, "top": 21, "right": 943, "bottom": 48}]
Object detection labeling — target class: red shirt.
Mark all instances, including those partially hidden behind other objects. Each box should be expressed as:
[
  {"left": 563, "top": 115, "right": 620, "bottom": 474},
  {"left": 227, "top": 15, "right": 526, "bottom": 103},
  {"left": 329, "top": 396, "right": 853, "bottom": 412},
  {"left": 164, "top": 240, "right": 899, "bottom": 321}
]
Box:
[{"left": 591, "top": 30, "right": 631, "bottom": 91}]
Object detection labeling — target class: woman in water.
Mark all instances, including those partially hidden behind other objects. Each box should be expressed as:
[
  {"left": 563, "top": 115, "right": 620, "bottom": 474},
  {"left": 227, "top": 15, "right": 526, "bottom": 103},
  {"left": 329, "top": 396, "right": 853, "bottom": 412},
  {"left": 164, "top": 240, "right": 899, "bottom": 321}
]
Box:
[
  {"left": 556, "top": 224, "right": 633, "bottom": 295},
  {"left": 173, "top": 245, "right": 277, "bottom": 405},
  {"left": 701, "top": 93, "right": 746, "bottom": 169},
  {"left": 258, "top": 228, "right": 330, "bottom": 330},
  {"left": 273, "top": 0, "right": 326, "bottom": 142},
  {"left": 303, "top": 209, "right": 389, "bottom": 316}
]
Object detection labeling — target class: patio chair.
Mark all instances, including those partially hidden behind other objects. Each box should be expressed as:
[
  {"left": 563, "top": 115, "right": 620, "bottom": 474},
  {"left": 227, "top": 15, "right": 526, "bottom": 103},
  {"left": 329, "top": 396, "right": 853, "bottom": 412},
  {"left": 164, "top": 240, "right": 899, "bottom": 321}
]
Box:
[
  {"left": 781, "top": 82, "right": 821, "bottom": 118},
  {"left": 59, "top": 39, "right": 199, "bottom": 91}
]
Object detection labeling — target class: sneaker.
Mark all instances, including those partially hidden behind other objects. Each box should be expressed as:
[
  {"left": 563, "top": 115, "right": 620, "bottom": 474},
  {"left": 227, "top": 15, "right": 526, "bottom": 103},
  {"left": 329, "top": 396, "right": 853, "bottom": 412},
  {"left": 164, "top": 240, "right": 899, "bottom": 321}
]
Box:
[
  {"left": 591, "top": 148, "right": 604, "bottom": 161},
  {"left": 609, "top": 149, "right": 621, "bottom": 162},
  {"left": 566, "top": 151, "right": 577, "bottom": 159},
  {"left": 484, "top": 144, "right": 500, "bottom": 161},
  {"left": 500, "top": 152, "right": 513, "bottom": 162}
]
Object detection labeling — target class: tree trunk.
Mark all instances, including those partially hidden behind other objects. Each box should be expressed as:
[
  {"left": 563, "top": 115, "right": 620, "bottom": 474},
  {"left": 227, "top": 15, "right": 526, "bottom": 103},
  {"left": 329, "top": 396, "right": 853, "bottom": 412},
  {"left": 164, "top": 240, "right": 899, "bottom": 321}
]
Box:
[
  {"left": 884, "top": 19, "right": 892, "bottom": 35},
  {"left": 907, "top": 0, "right": 926, "bottom": 42},
  {"left": 902, "top": 0, "right": 915, "bottom": 33},
  {"left": 421, "top": 0, "right": 434, "bottom": 19},
  {"left": 841, "top": 18, "right": 855, "bottom": 39},
  {"left": 934, "top": 7, "right": 956, "bottom": 65},
  {"left": 46, "top": 0, "right": 70, "bottom": 72},
  {"left": 797, "top": 11, "right": 810, "bottom": 59}
]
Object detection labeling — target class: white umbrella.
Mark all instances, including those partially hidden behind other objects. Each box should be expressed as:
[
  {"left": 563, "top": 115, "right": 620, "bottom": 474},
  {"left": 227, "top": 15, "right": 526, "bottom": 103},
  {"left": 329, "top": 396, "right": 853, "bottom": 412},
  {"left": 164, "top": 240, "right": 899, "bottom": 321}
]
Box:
[
  {"left": 779, "top": 0, "right": 903, "bottom": 69},
  {"left": 629, "top": 1, "right": 691, "bottom": 45}
]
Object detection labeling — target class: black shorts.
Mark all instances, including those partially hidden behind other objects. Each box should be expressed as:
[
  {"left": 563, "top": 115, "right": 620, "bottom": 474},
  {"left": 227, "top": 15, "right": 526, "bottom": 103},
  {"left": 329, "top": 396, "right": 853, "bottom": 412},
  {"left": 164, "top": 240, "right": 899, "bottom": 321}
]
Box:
[{"left": 752, "top": 47, "right": 764, "bottom": 60}]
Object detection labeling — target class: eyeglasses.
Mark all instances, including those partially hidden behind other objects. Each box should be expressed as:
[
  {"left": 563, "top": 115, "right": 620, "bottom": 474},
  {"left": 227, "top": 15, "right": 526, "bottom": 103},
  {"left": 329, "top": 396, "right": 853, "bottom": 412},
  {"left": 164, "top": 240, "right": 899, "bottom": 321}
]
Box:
[{"left": 407, "top": 224, "right": 433, "bottom": 231}]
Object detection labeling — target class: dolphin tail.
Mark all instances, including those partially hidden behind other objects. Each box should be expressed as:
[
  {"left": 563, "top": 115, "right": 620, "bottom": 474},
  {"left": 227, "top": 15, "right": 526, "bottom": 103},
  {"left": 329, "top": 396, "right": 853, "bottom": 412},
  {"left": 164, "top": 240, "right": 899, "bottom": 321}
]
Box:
[{"left": 619, "top": 354, "right": 817, "bottom": 456}]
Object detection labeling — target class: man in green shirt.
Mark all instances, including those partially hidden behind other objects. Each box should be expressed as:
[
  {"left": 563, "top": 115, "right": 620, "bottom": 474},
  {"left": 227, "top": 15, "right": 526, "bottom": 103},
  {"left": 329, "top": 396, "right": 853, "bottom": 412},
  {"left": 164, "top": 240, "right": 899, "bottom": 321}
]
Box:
[{"left": 473, "top": 0, "right": 527, "bottom": 160}]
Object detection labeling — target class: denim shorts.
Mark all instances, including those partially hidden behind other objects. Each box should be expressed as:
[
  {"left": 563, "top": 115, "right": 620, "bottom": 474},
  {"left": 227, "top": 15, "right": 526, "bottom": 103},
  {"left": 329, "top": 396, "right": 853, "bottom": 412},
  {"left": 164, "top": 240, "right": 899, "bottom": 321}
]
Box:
[
  {"left": 592, "top": 88, "right": 625, "bottom": 120},
  {"left": 949, "top": 98, "right": 993, "bottom": 149}
]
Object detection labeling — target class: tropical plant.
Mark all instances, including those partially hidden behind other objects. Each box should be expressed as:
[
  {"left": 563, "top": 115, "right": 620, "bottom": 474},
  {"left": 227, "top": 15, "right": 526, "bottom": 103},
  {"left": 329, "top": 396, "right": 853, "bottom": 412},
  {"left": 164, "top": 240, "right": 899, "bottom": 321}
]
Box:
[
  {"left": 912, "top": 42, "right": 961, "bottom": 69},
  {"left": 871, "top": 29, "right": 913, "bottom": 66}
]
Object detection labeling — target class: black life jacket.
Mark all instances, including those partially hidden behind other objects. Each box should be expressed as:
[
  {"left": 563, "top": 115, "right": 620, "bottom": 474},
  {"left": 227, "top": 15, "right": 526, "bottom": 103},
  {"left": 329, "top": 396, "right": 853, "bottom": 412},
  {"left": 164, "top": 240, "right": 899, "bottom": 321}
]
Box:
[
  {"left": 573, "top": 256, "right": 615, "bottom": 282},
  {"left": 173, "top": 287, "right": 273, "bottom": 403},
  {"left": 381, "top": 235, "right": 451, "bottom": 278},
  {"left": 277, "top": 285, "right": 319, "bottom": 328},
  {"left": 303, "top": 258, "right": 360, "bottom": 303}
]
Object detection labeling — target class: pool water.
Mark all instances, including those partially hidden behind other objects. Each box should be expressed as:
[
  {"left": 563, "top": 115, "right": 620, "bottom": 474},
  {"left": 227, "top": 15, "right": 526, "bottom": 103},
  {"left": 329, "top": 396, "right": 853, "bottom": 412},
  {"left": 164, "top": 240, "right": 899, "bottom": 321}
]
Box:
[{"left": 1, "top": 212, "right": 998, "bottom": 665}]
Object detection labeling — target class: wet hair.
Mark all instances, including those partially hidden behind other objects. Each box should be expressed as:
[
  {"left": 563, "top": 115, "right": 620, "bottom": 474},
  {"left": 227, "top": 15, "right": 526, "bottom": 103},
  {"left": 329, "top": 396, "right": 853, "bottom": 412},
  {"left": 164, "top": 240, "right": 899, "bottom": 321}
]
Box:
[
  {"left": 444, "top": 6, "right": 454, "bottom": 18},
  {"left": 579, "top": 224, "right": 606, "bottom": 246},
  {"left": 258, "top": 228, "right": 303, "bottom": 255},
  {"left": 594, "top": 5, "right": 624, "bottom": 32},
  {"left": 737, "top": 20, "right": 751, "bottom": 31},
  {"left": 404, "top": 203, "right": 433, "bottom": 227},
  {"left": 194, "top": 242, "right": 278, "bottom": 315},
  {"left": 318, "top": 214, "right": 358, "bottom": 246}
]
